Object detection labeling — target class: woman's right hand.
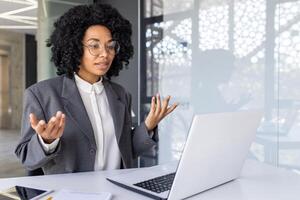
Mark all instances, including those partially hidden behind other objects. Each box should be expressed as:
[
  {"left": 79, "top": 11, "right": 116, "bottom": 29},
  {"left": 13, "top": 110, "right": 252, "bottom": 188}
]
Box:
[{"left": 29, "top": 111, "right": 66, "bottom": 144}]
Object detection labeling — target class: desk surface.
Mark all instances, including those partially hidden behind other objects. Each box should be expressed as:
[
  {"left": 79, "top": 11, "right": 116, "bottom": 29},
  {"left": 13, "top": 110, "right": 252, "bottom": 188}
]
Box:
[{"left": 0, "top": 160, "right": 299, "bottom": 200}]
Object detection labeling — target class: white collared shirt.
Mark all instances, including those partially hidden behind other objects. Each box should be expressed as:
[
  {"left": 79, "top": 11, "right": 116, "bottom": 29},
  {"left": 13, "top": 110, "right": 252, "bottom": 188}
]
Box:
[{"left": 38, "top": 74, "right": 121, "bottom": 170}]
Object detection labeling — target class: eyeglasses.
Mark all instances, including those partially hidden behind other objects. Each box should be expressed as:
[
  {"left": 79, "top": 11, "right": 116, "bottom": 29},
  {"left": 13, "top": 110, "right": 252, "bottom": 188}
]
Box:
[{"left": 83, "top": 40, "right": 120, "bottom": 56}]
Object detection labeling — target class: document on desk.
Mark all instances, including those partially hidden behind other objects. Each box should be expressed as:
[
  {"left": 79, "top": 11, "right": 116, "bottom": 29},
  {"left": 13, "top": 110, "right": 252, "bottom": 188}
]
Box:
[{"left": 50, "top": 189, "right": 112, "bottom": 200}]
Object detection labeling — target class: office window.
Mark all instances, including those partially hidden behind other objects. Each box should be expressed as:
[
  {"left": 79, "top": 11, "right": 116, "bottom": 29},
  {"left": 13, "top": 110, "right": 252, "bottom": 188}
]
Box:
[
  {"left": 141, "top": 0, "right": 300, "bottom": 171},
  {"left": 37, "top": 0, "right": 93, "bottom": 80}
]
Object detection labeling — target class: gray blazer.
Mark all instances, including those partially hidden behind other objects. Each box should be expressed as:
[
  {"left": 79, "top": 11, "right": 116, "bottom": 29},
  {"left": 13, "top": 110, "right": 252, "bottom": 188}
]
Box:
[{"left": 15, "top": 75, "right": 158, "bottom": 175}]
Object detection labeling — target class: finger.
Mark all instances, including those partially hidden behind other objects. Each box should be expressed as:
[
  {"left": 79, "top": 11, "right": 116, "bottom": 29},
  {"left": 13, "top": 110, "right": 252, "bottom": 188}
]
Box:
[
  {"left": 44, "top": 117, "right": 57, "bottom": 136},
  {"left": 58, "top": 113, "right": 65, "bottom": 127},
  {"left": 35, "top": 120, "right": 46, "bottom": 135},
  {"left": 149, "top": 96, "right": 156, "bottom": 115},
  {"left": 57, "top": 114, "right": 66, "bottom": 138},
  {"left": 165, "top": 103, "right": 179, "bottom": 116},
  {"left": 29, "top": 113, "right": 38, "bottom": 129},
  {"left": 154, "top": 94, "right": 161, "bottom": 116},
  {"left": 50, "top": 117, "right": 61, "bottom": 138},
  {"left": 56, "top": 111, "right": 62, "bottom": 119},
  {"left": 54, "top": 111, "right": 62, "bottom": 127},
  {"left": 51, "top": 112, "right": 65, "bottom": 138},
  {"left": 49, "top": 111, "right": 64, "bottom": 137},
  {"left": 160, "top": 95, "right": 170, "bottom": 116}
]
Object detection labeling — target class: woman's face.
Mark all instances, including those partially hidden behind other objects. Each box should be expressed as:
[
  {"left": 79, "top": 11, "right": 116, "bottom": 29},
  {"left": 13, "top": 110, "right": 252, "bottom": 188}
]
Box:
[{"left": 79, "top": 25, "right": 116, "bottom": 83}]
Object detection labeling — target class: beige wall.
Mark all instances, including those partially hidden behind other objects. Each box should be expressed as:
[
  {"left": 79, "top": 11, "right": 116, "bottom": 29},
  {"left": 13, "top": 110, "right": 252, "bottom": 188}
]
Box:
[
  {"left": 0, "top": 55, "right": 10, "bottom": 128},
  {"left": 0, "top": 30, "right": 25, "bottom": 129}
]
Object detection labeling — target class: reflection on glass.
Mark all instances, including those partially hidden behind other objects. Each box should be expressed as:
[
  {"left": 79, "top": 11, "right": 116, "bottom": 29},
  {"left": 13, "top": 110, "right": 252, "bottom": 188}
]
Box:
[
  {"left": 191, "top": 49, "right": 251, "bottom": 114},
  {"left": 143, "top": 0, "right": 300, "bottom": 170},
  {"left": 144, "top": 0, "right": 194, "bottom": 18}
]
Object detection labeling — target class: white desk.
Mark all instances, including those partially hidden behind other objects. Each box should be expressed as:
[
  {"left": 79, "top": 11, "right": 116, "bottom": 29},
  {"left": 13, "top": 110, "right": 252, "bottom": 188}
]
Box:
[{"left": 0, "top": 160, "right": 299, "bottom": 200}]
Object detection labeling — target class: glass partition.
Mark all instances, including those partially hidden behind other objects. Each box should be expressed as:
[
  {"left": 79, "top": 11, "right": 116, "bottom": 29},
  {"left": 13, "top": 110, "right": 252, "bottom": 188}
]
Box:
[
  {"left": 141, "top": 0, "right": 300, "bottom": 171},
  {"left": 37, "top": 0, "right": 93, "bottom": 81}
]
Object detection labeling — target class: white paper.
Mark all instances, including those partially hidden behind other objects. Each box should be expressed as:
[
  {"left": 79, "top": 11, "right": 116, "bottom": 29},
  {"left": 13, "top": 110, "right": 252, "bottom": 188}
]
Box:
[{"left": 51, "top": 189, "right": 112, "bottom": 200}]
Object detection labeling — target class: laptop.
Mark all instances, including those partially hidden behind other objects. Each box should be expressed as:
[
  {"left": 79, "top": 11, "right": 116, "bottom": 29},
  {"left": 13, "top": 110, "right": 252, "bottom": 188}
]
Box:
[{"left": 107, "top": 111, "right": 262, "bottom": 200}]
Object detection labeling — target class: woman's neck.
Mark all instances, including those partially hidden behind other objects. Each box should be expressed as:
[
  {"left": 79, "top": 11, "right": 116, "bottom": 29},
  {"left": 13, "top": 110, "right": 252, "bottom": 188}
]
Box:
[{"left": 77, "top": 71, "right": 101, "bottom": 84}]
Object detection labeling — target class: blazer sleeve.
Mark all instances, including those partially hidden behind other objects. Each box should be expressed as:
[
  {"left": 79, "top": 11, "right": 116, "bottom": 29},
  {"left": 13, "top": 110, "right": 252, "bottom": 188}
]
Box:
[
  {"left": 125, "top": 92, "right": 158, "bottom": 157},
  {"left": 15, "top": 88, "right": 61, "bottom": 171}
]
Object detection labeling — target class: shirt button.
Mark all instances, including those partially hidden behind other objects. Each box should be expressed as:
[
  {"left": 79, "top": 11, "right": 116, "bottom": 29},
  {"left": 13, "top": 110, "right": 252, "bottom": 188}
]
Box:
[{"left": 90, "top": 149, "right": 95, "bottom": 154}]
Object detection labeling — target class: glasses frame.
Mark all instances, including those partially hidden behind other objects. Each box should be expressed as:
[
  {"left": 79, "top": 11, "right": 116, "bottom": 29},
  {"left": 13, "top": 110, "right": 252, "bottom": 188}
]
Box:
[{"left": 83, "top": 40, "right": 120, "bottom": 56}]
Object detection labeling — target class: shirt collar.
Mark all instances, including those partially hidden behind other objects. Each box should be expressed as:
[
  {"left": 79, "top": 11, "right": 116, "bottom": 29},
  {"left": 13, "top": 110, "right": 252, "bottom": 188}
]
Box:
[{"left": 74, "top": 73, "right": 104, "bottom": 94}]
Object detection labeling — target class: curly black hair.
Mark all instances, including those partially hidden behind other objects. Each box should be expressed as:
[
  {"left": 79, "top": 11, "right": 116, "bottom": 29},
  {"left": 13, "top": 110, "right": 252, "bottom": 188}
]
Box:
[{"left": 46, "top": 3, "right": 134, "bottom": 79}]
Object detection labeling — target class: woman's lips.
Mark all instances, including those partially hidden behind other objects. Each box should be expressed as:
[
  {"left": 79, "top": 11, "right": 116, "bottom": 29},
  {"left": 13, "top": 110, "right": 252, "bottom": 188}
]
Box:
[{"left": 94, "top": 62, "right": 109, "bottom": 70}]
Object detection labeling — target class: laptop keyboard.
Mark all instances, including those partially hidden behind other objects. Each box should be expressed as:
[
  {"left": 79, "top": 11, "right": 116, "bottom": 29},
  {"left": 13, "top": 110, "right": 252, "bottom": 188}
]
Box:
[{"left": 133, "top": 172, "right": 176, "bottom": 193}]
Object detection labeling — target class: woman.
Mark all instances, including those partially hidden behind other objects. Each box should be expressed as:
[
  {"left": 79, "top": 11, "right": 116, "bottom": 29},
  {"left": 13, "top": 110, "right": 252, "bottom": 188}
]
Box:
[{"left": 15, "top": 3, "right": 177, "bottom": 175}]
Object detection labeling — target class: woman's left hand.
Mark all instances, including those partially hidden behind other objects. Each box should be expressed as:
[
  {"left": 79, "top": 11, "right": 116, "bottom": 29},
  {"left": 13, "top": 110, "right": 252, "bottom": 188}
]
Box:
[{"left": 145, "top": 94, "right": 178, "bottom": 131}]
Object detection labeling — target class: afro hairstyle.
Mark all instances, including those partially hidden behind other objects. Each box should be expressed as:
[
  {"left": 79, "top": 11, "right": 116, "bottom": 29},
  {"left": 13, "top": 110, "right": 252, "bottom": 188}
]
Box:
[{"left": 46, "top": 3, "right": 134, "bottom": 79}]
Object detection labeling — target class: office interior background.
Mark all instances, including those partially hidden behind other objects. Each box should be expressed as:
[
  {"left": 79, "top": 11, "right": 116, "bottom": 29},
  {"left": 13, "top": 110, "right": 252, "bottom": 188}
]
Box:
[{"left": 0, "top": 0, "right": 299, "bottom": 178}]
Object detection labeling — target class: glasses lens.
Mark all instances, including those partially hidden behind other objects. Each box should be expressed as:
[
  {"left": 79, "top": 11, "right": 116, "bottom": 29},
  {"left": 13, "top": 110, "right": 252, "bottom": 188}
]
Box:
[
  {"left": 87, "top": 42, "right": 100, "bottom": 56},
  {"left": 85, "top": 40, "right": 120, "bottom": 56},
  {"left": 107, "top": 41, "right": 120, "bottom": 54}
]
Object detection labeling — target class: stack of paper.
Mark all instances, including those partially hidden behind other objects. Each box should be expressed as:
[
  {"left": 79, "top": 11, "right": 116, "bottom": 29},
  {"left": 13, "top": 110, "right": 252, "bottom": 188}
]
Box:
[{"left": 50, "top": 189, "right": 112, "bottom": 200}]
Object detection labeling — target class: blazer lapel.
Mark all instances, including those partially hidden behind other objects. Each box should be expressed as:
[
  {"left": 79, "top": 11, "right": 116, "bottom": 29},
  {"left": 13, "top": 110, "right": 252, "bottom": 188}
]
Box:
[
  {"left": 103, "top": 80, "right": 125, "bottom": 143},
  {"left": 61, "top": 76, "right": 96, "bottom": 148}
]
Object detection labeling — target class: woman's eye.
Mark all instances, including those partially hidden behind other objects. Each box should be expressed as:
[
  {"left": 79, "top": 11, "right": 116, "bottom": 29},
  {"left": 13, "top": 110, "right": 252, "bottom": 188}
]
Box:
[
  {"left": 107, "top": 45, "right": 115, "bottom": 50},
  {"left": 89, "top": 44, "right": 100, "bottom": 49}
]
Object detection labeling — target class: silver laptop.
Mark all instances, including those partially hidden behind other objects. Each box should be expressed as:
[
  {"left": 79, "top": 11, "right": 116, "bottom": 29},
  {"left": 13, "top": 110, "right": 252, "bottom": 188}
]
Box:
[{"left": 107, "top": 111, "right": 262, "bottom": 200}]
